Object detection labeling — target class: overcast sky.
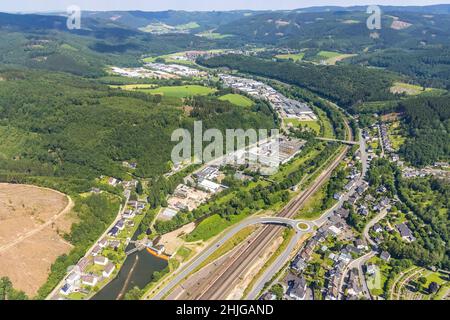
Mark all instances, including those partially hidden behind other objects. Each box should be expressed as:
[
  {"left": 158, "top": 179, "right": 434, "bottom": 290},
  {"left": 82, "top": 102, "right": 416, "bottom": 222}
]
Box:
[{"left": 1, "top": 1, "right": 449, "bottom": 13}]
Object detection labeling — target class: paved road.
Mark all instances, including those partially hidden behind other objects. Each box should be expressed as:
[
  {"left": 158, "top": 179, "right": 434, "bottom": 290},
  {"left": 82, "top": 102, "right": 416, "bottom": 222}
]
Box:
[
  {"left": 316, "top": 137, "right": 359, "bottom": 145},
  {"left": 246, "top": 230, "right": 303, "bottom": 300},
  {"left": 250, "top": 130, "right": 370, "bottom": 300},
  {"left": 338, "top": 251, "right": 376, "bottom": 300},
  {"left": 151, "top": 107, "right": 357, "bottom": 300},
  {"left": 363, "top": 207, "right": 389, "bottom": 247},
  {"left": 47, "top": 192, "right": 130, "bottom": 300}
]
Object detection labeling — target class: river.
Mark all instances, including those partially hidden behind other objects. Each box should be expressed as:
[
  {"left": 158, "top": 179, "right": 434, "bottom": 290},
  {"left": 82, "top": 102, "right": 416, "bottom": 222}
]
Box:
[{"left": 92, "top": 232, "right": 168, "bottom": 300}]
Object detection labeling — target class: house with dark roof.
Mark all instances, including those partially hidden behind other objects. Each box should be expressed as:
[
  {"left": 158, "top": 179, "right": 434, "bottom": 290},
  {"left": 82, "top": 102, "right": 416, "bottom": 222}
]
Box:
[
  {"left": 336, "top": 208, "right": 350, "bottom": 219},
  {"left": 396, "top": 223, "right": 415, "bottom": 242},
  {"left": 380, "top": 251, "right": 391, "bottom": 262},
  {"left": 291, "top": 256, "right": 307, "bottom": 272},
  {"left": 373, "top": 223, "right": 383, "bottom": 233},
  {"left": 108, "top": 227, "right": 119, "bottom": 237},
  {"left": 287, "top": 276, "right": 308, "bottom": 300}
]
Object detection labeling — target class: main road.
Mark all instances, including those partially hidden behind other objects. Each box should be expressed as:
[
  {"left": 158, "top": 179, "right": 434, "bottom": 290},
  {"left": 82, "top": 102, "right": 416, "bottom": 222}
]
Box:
[
  {"left": 151, "top": 109, "right": 358, "bottom": 300},
  {"left": 151, "top": 217, "right": 311, "bottom": 300}
]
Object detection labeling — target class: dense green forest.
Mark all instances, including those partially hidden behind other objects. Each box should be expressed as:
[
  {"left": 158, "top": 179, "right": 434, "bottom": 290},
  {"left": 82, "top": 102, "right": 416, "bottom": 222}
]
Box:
[
  {"left": 398, "top": 96, "right": 450, "bottom": 167},
  {"left": 216, "top": 10, "right": 450, "bottom": 52},
  {"left": 199, "top": 54, "right": 396, "bottom": 109},
  {"left": 393, "top": 176, "right": 450, "bottom": 269},
  {"left": 350, "top": 48, "right": 450, "bottom": 89}
]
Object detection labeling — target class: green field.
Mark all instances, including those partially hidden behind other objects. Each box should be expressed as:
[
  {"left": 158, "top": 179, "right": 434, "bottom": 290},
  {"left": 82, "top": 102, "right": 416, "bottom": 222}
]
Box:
[
  {"left": 219, "top": 94, "right": 254, "bottom": 107},
  {"left": 141, "top": 85, "right": 216, "bottom": 98},
  {"left": 275, "top": 53, "right": 305, "bottom": 62},
  {"left": 185, "top": 212, "right": 248, "bottom": 242}
]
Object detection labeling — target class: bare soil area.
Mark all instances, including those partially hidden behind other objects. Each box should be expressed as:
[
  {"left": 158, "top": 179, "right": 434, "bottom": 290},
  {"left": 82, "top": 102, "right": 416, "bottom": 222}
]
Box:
[{"left": 0, "top": 184, "right": 75, "bottom": 296}]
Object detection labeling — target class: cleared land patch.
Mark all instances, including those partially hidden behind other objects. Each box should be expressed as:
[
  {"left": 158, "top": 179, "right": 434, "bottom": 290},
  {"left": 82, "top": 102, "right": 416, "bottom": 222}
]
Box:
[
  {"left": 389, "top": 82, "right": 445, "bottom": 96},
  {"left": 0, "top": 184, "right": 74, "bottom": 296}
]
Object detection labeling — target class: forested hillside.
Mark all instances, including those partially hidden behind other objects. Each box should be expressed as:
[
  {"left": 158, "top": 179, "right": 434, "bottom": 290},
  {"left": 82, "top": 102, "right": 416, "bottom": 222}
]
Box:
[
  {"left": 350, "top": 48, "right": 450, "bottom": 89},
  {"left": 0, "top": 69, "right": 275, "bottom": 185},
  {"left": 398, "top": 96, "right": 450, "bottom": 167}
]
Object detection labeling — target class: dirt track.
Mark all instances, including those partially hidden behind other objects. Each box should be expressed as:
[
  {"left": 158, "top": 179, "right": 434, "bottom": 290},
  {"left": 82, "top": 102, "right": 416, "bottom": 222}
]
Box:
[{"left": 0, "top": 184, "right": 75, "bottom": 296}]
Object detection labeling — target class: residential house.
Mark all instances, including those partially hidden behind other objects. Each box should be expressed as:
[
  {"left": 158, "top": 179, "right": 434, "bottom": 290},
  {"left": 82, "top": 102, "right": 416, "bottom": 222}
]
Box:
[
  {"left": 81, "top": 275, "right": 98, "bottom": 287},
  {"left": 288, "top": 276, "right": 308, "bottom": 300},
  {"left": 91, "top": 245, "right": 102, "bottom": 257},
  {"left": 336, "top": 208, "right": 350, "bottom": 219},
  {"left": 123, "top": 210, "right": 136, "bottom": 219},
  {"left": 76, "top": 257, "right": 91, "bottom": 272},
  {"left": 334, "top": 193, "right": 343, "bottom": 201},
  {"left": 380, "top": 251, "right": 391, "bottom": 262},
  {"left": 94, "top": 256, "right": 108, "bottom": 266},
  {"left": 66, "top": 272, "right": 81, "bottom": 286},
  {"left": 354, "top": 239, "right": 368, "bottom": 251},
  {"left": 108, "top": 227, "right": 119, "bottom": 237},
  {"left": 366, "top": 264, "right": 377, "bottom": 276},
  {"left": 115, "top": 219, "right": 126, "bottom": 231},
  {"left": 291, "top": 256, "right": 308, "bottom": 272},
  {"left": 60, "top": 283, "right": 74, "bottom": 296},
  {"left": 103, "top": 262, "right": 115, "bottom": 278},
  {"left": 396, "top": 223, "right": 416, "bottom": 242},
  {"left": 373, "top": 224, "right": 383, "bottom": 233},
  {"left": 109, "top": 240, "right": 121, "bottom": 249},
  {"left": 98, "top": 238, "right": 108, "bottom": 248}
]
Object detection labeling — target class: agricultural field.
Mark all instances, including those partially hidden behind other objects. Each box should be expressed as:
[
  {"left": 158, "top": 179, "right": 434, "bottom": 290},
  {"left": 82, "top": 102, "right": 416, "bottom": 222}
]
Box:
[
  {"left": 218, "top": 93, "right": 254, "bottom": 107},
  {"left": 0, "top": 184, "right": 75, "bottom": 296}
]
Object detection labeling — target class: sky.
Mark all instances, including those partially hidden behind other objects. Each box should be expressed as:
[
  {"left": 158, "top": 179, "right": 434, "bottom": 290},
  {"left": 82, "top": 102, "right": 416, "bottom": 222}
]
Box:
[{"left": 1, "top": 0, "right": 449, "bottom": 13}]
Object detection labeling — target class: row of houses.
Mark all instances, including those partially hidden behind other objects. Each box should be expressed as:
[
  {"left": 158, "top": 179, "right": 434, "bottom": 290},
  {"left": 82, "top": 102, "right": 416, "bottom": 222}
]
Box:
[{"left": 379, "top": 122, "right": 395, "bottom": 153}]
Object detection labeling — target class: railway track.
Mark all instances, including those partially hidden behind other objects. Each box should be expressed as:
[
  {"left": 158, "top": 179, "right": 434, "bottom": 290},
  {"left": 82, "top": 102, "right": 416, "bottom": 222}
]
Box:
[
  {"left": 191, "top": 143, "right": 350, "bottom": 299},
  {"left": 189, "top": 111, "right": 354, "bottom": 300}
]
